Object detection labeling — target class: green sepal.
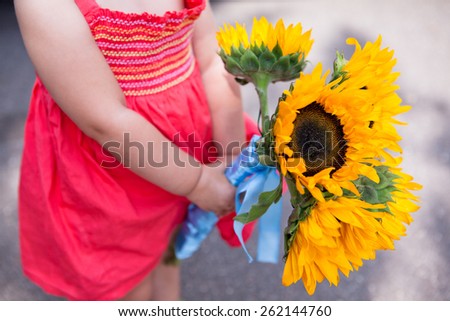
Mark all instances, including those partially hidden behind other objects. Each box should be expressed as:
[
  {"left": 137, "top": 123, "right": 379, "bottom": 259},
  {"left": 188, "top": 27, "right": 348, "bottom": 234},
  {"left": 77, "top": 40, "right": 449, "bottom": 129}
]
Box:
[
  {"left": 234, "top": 177, "right": 283, "bottom": 224},
  {"left": 251, "top": 44, "right": 263, "bottom": 57},
  {"left": 218, "top": 48, "right": 227, "bottom": 60},
  {"left": 272, "top": 43, "right": 283, "bottom": 59},
  {"left": 351, "top": 165, "right": 400, "bottom": 214},
  {"left": 289, "top": 52, "right": 300, "bottom": 65},
  {"left": 230, "top": 46, "right": 243, "bottom": 60},
  {"left": 224, "top": 56, "right": 244, "bottom": 75},
  {"left": 240, "top": 49, "right": 260, "bottom": 72},
  {"left": 292, "top": 57, "right": 307, "bottom": 74},
  {"left": 270, "top": 55, "right": 291, "bottom": 74},
  {"left": 238, "top": 44, "right": 247, "bottom": 55},
  {"left": 218, "top": 44, "right": 308, "bottom": 85},
  {"left": 259, "top": 49, "right": 277, "bottom": 71},
  {"left": 262, "top": 117, "right": 272, "bottom": 136},
  {"left": 283, "top": 185, "right": 317, "bottom": 261},
  {"left": 375, "top": 166, "right": 400, "bottom": 190},
  {"left": 359, "top": 184, "right": 379, "bottom": 204},
  {"left": 288, "top": 82, "right": 295, "bottom": 91},
  {"left": 330, "top": 51, "right": 349, "bottom": 85}
]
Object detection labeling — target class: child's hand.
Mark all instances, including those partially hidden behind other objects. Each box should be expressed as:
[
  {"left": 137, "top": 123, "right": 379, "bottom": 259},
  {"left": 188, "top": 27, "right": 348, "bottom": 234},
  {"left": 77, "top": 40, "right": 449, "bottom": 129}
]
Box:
[{"left": 186, "top": 162, "right": 235, "bottom": 217}]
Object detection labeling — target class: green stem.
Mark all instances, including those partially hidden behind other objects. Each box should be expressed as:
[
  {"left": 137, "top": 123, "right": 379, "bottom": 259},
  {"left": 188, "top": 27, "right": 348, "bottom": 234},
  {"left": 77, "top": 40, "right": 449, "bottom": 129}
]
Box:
[{"left": 253, "top": 73, "right": 272, "bottom": 135}]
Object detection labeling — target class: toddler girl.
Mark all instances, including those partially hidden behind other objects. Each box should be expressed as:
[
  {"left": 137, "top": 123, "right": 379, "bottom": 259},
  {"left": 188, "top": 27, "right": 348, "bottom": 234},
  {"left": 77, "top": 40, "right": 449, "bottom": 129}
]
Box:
[{"left": 15, "top": 0, "right": 255, "bottom": 300}]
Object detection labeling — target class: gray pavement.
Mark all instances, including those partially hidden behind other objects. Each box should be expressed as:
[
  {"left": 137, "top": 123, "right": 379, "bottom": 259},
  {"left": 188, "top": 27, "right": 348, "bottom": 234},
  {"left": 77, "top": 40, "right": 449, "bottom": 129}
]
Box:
[{"left": 1, "top": 0, "right": 450, "bottom": 300}]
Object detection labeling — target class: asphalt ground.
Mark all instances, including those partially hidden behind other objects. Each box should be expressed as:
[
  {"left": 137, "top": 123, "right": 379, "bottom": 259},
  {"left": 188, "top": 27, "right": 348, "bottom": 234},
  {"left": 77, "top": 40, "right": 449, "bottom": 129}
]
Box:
[{"left": 1, "top": 0, "right": 449, "bottom": 300}]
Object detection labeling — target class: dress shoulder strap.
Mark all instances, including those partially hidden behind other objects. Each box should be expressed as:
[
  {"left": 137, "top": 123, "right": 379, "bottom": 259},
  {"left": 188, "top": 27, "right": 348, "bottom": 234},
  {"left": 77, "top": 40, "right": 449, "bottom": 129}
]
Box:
[
  {"left": 74, "top": 0, "right": 98, "bottom": 17},
  {"left": 185, "top": 0, "right": 205, "bottom": 9}
]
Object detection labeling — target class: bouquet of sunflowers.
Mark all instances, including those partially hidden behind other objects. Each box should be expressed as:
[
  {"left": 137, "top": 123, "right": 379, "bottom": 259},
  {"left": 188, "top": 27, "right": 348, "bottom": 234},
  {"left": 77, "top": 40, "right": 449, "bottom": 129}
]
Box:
[{"left": 177, "top": 17, "right": 421, "bottom": 296}]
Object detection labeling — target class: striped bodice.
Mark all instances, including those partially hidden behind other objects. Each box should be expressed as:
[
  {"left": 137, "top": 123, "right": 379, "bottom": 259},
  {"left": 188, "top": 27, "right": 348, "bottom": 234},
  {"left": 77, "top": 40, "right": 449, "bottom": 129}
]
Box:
[{"left": 79, "top": 0, "right": 205, "bottom": 96}]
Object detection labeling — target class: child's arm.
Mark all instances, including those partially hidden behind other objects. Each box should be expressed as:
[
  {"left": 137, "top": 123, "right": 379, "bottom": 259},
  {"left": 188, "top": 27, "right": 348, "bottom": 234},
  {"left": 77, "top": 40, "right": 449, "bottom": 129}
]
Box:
[
  {"left": 14, "top": 0, "right": 234, "bottom": 216},
  {"left": 192, "top": 1, "right": 246, "bottom": 162}
]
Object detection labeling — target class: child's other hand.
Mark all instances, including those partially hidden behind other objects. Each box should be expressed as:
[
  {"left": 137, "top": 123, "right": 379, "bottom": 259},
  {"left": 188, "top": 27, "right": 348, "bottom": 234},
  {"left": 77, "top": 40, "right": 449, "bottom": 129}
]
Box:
[{"left": 186, "top": 162, "right": 235, "bottom": 217}]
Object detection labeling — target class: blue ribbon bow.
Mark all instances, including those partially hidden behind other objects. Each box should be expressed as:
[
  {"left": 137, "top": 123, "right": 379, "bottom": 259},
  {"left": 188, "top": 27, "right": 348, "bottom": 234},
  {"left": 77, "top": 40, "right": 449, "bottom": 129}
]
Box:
[{"left": 175, "top": 135, "right": 283, "bottom": 263}]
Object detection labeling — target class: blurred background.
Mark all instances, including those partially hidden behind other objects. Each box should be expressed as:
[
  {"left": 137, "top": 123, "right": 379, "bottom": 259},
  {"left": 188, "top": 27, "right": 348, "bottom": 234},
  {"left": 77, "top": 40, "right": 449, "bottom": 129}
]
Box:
[{"left": 1, "top": 0, "right": 449, "bottom": 300}]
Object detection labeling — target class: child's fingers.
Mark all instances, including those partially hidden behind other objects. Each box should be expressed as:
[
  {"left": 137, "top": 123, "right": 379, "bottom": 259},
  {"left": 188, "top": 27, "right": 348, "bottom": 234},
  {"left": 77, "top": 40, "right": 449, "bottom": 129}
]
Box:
[
  {"left": 207, "top": 159, "right": 228, "bottom": 173},
  {"left": 215, "top": 203, "right": 235, "bottom": 218}
]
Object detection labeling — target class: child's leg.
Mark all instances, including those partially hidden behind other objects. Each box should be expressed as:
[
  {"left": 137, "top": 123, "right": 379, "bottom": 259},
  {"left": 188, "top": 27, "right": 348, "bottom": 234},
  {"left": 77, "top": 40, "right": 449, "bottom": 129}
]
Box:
[
  {"left": 150, "top": 234, "right": 181, "bottom": 301},
  {"left": 120, "top": 262, "right": 180, "bottom": 301},
  {"left": 120, "top": 272, "right": 153, "bottom": 301},
  {"left": 150, "top": 262, "right": 180, "bottom": 301},
  {"left": 120, "top": 232, "right": 180, "bottom": 301}
]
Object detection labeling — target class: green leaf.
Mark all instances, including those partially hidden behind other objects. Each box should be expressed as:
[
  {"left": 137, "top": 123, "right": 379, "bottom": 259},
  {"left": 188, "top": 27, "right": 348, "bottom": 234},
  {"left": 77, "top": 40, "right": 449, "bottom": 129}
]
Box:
[
  {"left": 234, "top": 182, "right": 283, "bottom": 224},
  {"left": 240, "top": 50, "right": 260, "bottom": 72},
  {"left": 270, "top": 55, "right": 291, "bottom": 74},
  {"left": 258, "top": 154, "right": 275, "bottom": 166},
  {"left": 259, "top": 50, "right": 277, "bottom": 71}
]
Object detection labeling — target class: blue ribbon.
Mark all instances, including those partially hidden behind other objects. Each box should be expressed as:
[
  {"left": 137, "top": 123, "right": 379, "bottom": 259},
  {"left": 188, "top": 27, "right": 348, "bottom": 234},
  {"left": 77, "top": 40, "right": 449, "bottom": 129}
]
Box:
[
  {"left": 174, "top": 204, "right": 218, "bottom": 260},
  {"left": 233, "top": 165, "right": 282, "bottom": 263},
  {"left": 174, "top": 135, "right": 283, "bottom": 263}
]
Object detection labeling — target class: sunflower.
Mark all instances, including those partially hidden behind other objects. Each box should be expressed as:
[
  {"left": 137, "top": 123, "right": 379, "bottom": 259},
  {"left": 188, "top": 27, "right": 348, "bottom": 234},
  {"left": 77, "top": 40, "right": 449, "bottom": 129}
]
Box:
[
  {"left": 282, "top": 165, "right": 421, "bottom": 294},
  {"left": 216, "top": 17, "right": 313, "bottom": 84},
  {"left": 274, "top": 63, "right": 374, "bottom": 201},
  {"left": 338, "top": 36, "right": 407, "bottom": 165},
  {"left": 276, "top": 37, "right": 421, "bottom": 294},
  {"left": 274, "top": 36, "right": 410, "bottom": 202}
]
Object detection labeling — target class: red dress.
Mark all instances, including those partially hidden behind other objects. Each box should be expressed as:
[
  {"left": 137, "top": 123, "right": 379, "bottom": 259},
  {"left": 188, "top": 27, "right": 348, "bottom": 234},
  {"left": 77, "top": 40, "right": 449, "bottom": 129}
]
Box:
[{"left": 19, "top": 0, "right": 256, "bottom": 300}]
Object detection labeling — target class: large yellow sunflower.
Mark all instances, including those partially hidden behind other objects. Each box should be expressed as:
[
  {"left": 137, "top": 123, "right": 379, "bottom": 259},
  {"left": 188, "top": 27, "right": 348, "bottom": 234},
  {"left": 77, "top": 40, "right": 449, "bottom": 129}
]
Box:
[
  {"left": 275, "top": 64, "right": 375, "bottom": 201},
  {"left": 276, "top": 37, "right": 421, "bottom": 294},
  {"left": 216, "top": 17, "right": 313, "bottom": 83},
  {"left": 282, "top": 165, "right": 421, "bottom": 294},
  {"left": 274, "top": 37, "right": 410, "bottom": 202}
]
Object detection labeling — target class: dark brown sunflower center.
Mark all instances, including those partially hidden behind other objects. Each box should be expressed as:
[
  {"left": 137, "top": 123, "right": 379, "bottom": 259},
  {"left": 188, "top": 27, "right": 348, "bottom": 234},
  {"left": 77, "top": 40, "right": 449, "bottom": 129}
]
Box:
[{"left": 291, "top": 102, "right": 347, "bottom": 176}]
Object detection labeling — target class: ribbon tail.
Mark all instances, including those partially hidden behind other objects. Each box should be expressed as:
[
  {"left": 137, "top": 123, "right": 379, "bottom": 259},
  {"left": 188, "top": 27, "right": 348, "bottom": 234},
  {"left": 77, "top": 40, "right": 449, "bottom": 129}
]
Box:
[
  {"left": 233, "top": 220, "right": 254, "bottom": 263},
  {"left": 256, "top": 168, "right": 283, "bottom": 263},
  {"left": 174, "top": 205, "right": 218, "bottom": 260},
  {"left": 231, "top": 174, "right": 265, "bottom": 262},
  {"left": 232, "top": 167, "right": 283, "bottom": 263},
  {"left": 256, "top": 199, "right": 283, "bottom": 263}
]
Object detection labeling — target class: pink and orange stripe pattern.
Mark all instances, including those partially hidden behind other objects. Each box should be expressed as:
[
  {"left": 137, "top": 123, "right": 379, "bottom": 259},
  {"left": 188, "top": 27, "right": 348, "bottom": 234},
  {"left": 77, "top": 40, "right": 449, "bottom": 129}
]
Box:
[{"left": 86, "top": 2, "right": 204, "bottom": 96}]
